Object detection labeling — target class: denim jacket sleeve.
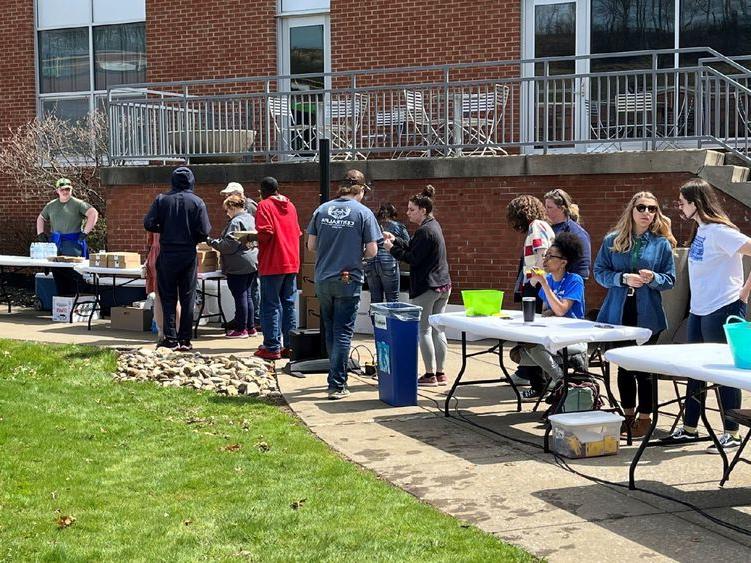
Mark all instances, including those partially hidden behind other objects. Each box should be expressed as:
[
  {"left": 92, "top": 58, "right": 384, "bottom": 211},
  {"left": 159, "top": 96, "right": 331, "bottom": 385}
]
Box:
[
  {"left": 593, "top": 235, "right": 623, "bottom": 289},
  {"left": 646, "top": 237, "right": 676, "bottom": 292}
]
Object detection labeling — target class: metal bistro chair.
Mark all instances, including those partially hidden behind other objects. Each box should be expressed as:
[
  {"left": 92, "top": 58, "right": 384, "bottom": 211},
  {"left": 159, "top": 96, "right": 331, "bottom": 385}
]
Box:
[
  {"left": 328, "top": 93, "right": 368, "bottom": 160},
  {"left": 458, "top": 84, "right": 510, "bottom": 156},
  {"left": 267, "top": 96, "right": 316, "bottom": 160},
  {"left": 615, "top": 91, "right": 654, "bottom": 141},
  {"left": 403, "top": 89, "right": 444, "bottom": 156}
]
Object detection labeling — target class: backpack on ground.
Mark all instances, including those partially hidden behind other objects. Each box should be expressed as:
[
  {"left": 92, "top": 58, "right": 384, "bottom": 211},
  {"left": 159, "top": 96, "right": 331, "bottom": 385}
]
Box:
[{"left": 543, "top": 373, "right": 602, "bottom": 418}]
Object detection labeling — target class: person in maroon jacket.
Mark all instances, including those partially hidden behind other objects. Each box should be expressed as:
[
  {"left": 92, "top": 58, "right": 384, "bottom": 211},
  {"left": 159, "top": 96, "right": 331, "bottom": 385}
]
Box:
[{"left": 253, "top": 177, "right": 302, "bottom": 360}]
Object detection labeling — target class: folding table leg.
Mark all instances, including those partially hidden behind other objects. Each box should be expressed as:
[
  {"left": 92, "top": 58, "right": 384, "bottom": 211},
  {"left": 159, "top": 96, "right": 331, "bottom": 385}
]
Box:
[
  {"left": 0, "top": 266, "right": 11, "bottom": 313},
  {"left": 193, "top": 279, "right": 206, "bottom": 339},
  {"left": 497, "top": 339, "right": 521, "bottom": 412},
  {"left": 629, "top": 372, "right": 659, "bottom": 489},
  {"left": 721, "top": 432, "right": 751, "bottom": 486},
  {"left": 444, "top": 331, "right": 468, "bottom": 417},
  {"left": 699, "top": 382, "right": 729, "bottom": 480}
]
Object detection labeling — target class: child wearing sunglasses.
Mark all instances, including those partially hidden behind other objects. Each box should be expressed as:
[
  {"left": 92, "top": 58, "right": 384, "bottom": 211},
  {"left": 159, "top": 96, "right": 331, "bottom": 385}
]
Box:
[{"left": 594, "top": 191, "right": 677, "bottom": 438}]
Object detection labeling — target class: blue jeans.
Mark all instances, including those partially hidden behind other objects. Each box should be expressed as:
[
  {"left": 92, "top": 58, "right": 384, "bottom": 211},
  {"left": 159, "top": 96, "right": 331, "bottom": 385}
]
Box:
[
  {"left": 251, "top": 274, "right": 260, "bottom": 327},
  {"left": 316, "top": 278, "right": 361, "bottom": 392},
  {"left": 226, "top": 272, "right": 257, "bottom": 331},
  {"left": 259, "top": 273, "right": 297, "bottom": 352},
  {"left": 365, "top": 259, "right": 400, "bottom": 303},
  {"left": 684, "top": 300, "right": 746, "bottom": 432}
]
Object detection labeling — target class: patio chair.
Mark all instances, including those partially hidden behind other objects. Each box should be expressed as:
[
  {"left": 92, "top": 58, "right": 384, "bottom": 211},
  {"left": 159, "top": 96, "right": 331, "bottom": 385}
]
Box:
[
  {"left": 267, "top": 96, "right": 316, "bottom": 160},
  {"left": 403, "top": 89, "right": 444, "bottom": 156},
  {"left": 327, "top": 93, "right": 368, "bottom": 160},
  {"left": 615, "top": 91, "right": 654, "bottom": 140},
  {"left": 365, "top": 107, "right": 407, "bottom": 157},
  {"left": 458, "top": 84, "right": 510, "bottom": 156}
]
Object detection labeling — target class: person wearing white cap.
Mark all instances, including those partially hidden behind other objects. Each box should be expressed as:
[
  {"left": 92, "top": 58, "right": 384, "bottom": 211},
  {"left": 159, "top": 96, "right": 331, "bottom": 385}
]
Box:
[{"left": 220, "top": 182, "right": 260, "bottom": 329}]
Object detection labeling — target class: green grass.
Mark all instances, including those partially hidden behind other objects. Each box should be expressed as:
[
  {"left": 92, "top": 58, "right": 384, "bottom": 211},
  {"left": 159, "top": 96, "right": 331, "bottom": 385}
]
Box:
[{"left": 0, "top": 340, "right": 534, "bottom": 562}]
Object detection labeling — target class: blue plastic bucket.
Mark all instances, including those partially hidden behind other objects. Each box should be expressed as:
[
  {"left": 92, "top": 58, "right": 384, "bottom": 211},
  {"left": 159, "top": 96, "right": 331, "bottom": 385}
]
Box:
[{"left": 723, "top": 315, "right": 751, "bottom": 370}]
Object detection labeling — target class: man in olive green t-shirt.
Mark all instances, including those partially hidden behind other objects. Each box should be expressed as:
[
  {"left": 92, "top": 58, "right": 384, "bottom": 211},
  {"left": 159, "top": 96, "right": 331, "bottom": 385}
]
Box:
[{"left": 36, "top": 178, "right": 99, "bottom": 295}]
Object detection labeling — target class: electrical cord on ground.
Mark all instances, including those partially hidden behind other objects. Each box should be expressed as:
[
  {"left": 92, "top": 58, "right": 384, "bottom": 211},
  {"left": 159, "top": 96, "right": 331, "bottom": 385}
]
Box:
[{"left": 448, "top": 394, "right": 751, "bottom": 538}]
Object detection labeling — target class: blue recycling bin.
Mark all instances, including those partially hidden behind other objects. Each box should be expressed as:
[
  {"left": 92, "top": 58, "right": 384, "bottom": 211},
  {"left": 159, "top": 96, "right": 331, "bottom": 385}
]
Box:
[{"left": 370, "top": 302, "right": 422, "bottom": 407}]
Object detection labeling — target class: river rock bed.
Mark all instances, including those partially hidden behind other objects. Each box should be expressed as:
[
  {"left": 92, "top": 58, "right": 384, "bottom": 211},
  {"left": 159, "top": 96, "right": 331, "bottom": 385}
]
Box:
[{"left": 115, "top": 347, "right": 278, "bottom": 397}]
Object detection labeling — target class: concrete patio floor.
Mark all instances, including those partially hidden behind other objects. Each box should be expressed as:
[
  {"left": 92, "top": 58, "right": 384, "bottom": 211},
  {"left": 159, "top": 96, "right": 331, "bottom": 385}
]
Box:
[{"left": 3, "top": 307, "right": 751, "bottom": 561}]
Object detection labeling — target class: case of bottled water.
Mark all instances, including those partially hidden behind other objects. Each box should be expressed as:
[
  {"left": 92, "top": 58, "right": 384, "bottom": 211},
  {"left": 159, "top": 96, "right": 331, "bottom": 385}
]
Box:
[{"left": 29, "top": 242, "right": 58, "bottom": 259}]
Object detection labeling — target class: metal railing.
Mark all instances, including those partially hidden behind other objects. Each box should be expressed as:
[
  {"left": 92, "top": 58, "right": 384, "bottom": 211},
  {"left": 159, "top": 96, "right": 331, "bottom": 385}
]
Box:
[{"left": 106, "top": 47, "right": 751, "bottom": 165}]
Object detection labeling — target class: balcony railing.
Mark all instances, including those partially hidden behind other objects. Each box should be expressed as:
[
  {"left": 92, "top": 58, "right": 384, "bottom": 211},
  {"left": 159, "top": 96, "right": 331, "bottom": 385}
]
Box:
[{"left": 106, "top": 47, "right": 751, "bottom": 165}]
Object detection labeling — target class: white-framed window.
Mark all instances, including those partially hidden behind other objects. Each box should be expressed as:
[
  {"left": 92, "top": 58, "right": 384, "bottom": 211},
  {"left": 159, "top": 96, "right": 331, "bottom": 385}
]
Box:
[
  {"left": 279, "top": 0, "right": 330, "bottom": 15},
  {"left": 36, "top": 0, "right": 146, "bottom": 123}
]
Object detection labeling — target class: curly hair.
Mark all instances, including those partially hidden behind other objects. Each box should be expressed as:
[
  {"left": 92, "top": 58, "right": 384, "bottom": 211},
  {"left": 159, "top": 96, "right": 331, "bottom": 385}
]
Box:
[
  {"left": 550, "top": 232, "right": 583, "bottom": 272},
  {"left": 506, "top": 195, "right": 548, "bottom": 232}
]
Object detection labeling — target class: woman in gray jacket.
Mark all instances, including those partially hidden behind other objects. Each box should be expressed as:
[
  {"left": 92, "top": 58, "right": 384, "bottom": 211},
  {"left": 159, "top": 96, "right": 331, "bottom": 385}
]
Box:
[{"left": 208, "top": 194, "right": 259, "bottom": 338}]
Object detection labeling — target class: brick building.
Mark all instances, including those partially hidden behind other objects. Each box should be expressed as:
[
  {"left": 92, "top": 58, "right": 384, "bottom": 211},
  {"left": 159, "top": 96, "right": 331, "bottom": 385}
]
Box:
[{"left": 2, "top": 0, "right": 751, "bottom": 307}]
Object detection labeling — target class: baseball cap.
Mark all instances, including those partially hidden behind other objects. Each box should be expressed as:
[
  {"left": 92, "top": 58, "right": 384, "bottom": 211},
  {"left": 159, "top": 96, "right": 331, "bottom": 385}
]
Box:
[
  {"left": 220, "top": 182, "right": 244, "bottom": 195},
  {"left": 55, "top": 178, "right": 72, "bottom": 189}
]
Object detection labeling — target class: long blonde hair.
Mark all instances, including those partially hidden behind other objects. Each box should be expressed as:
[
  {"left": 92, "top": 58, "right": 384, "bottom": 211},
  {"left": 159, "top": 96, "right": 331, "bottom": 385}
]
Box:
[{"left": 610, "top": 191, "right": 677, "bottom": 253}]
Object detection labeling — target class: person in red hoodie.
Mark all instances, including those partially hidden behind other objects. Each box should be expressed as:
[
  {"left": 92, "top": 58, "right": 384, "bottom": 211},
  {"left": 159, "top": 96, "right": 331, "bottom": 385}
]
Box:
[{"left": 253, "top": 177, "right": 301, "bottom": 360}]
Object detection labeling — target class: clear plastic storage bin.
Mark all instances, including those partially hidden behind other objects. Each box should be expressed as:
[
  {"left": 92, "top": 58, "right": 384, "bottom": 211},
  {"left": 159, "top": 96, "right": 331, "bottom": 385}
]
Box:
[{"left": 549, "top": 411, "right": 624, "bottom": 459}]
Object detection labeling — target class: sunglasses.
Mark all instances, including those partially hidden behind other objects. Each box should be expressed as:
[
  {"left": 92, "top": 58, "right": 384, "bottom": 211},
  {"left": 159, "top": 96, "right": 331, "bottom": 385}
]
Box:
[{"left": 634, "top": 204, "right": 658, "bottom": 214}]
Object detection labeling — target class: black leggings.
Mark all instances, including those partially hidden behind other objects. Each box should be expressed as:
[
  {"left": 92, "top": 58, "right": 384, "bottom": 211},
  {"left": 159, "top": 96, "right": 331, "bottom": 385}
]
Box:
[{"left": 616, "top": 294, "right": 660, "bottom": 414}]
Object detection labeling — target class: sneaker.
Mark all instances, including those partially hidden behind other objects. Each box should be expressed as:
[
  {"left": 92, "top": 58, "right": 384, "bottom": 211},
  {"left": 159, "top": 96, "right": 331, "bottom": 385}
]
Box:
[
  {"left": 226, "top": 330, "right": 249, "bottom": 339},
  {"left": 435, "top": 373, "right": 448, "bottom": 386},
  {"left": 281, "top": 347, "right": 291, "bottom": 359},
  {"left": 328, "top": 388, "right": 351, "bottom": 400},
  {"left": 156, "top": 338, "right": 179, "bottom": 350},
  {"left": 660, "top": 427, "right": 700, "bottom": 444},
  {"left": 521, "top": 388, "right": 543, "bottom": 402},
  {"left": 509, "top": 370, "right": 531, "bottom": 387},
  {"left": 418, "top": 374, "right": 438, "bottom": 387},
  {"left": 706, "top": 433, "right": 742, "bottom": 455},
  {"left": 177, "top": 340, "right": 193, "bottom": 352},
  {"left": 247, "top": 328, "right": 258, "bottom": 337},
  {"left": 254, "top": 347, "right": 281, "bottom": 361}
]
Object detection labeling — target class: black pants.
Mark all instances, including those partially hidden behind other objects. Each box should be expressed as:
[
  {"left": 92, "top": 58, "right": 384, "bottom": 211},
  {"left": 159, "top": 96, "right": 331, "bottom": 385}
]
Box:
[
  {"left": 156, "top": 250, "right": 197, "bottom": 342},
  {"left": 616, "top": 294, "right": 661, "bottom": 414},
  {"left": 52, "top": 269, "right": 85, "bottom": 297}
]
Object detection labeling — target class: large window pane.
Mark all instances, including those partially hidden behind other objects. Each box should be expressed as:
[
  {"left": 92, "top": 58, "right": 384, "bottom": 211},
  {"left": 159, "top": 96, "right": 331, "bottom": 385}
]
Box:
[
  {"left": 41, "top": 97, "right": 90, "bottom": 125},
  {"left": 37, "top": 0, "right": 90, "bottom": 28},
  {"left": 591, "top": 0, "right": 674, "bottom": 54},
  {"left": 93, "top": 0, "right": 146, "bottom": 24},
  {"left": 38, "top": 28, "right": 90, "bottom": 94},
  {"left": 94, "top": 23, "right": 147, "bottom": 90},
  {"left": 681, "top": 1, "right": 751, "bottom": 56},
  {"left": 290, "top": 25, "right": 324, "bottom": 91}
]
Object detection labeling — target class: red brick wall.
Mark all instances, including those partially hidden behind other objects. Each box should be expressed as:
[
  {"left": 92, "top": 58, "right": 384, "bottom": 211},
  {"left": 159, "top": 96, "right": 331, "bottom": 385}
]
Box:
[
  {"left": 145, "top": 0, "right": 278, "bottom": 83},
  {"left": 106, "top": 171, "right": 751, "bottom": 310},
  {"left": 0, "top": 1, "right": 39, "bottom": 253}
]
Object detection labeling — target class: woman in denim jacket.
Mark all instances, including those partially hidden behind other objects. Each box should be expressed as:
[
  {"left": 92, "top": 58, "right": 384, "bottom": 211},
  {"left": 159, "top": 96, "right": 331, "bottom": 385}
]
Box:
[{"left": 594, "top": 191, "right": 676, "bottom": 437}]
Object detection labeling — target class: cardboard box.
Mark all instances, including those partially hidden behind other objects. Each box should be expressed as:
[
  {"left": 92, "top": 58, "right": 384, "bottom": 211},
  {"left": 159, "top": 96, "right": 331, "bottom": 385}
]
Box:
[
  {"left": 89, "top": 253, "right": 109, "bottom": 268},
  {"left": 305, "top": 296, "right": 320, "bottom": 330},
  {"left": 197, "top": 249, "right": 220, "bottom": 273},
  {"left": 107, "top": 252, "right": 141, "bottom": 269},
  {"left": 52, "top": 295, "right": 99, "bottom": 323},
  {"left": 299, "top": 263, "right": 316, "bottom": 297},
  {"left": 111, "top": 306, "right": 153, "bottom": 331}
]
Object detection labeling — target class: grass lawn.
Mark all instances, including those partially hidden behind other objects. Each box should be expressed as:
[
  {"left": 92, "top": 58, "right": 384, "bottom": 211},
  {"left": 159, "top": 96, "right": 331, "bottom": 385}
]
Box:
[{"left": 0, "top": 340, "right": 534, "bottom": 562}]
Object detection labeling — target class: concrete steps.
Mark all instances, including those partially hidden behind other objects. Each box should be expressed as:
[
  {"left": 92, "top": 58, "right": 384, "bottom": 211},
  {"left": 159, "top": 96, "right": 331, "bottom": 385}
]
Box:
[{"left": 698, "top": 151, "right": 751, "bottom": 207}]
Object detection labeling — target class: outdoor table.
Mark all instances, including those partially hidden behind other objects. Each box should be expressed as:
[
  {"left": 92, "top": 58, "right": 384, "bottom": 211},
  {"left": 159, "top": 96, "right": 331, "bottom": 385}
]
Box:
[
  {"left": 195, "top": 271, "right": 227, "bottom": 338},
  {"left": 0, "top": 255, "right": 88, "bottom": 317},
  {"left": 604, "top": 343, "right": 750, "bottom": 490},
  {"left": 429, "top": 311, "right": 651, "bottom": 447},
  {"left": 74, "top": 264, "right": 144, "bottom": 330}
]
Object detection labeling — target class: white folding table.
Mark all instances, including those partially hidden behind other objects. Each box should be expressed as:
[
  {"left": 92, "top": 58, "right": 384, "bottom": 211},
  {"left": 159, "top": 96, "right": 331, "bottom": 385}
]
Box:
[
  {"left": 0, "top": 255, "right": 88, "bottom": 317},
  {"left": 429, "top": 311, "right": 652, "bottom": 438},
  {"left": 605, "top": 343, "right": 751, "bottom": 489}
]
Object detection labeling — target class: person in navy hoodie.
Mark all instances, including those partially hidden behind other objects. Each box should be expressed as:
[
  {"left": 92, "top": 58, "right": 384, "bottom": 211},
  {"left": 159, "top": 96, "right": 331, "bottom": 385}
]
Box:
[{"left": 144, "top": 166, "right": 211, "bottom": 351}]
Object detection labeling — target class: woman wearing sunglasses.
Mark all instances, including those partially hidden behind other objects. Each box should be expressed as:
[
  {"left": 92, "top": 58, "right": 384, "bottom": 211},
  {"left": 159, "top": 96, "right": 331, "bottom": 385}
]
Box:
[
  {"left": 594, "top": 192, "right": 676, "bottom": 437},
  {"left": 664, "top": 179, "right": 751, "bottom": 453}
]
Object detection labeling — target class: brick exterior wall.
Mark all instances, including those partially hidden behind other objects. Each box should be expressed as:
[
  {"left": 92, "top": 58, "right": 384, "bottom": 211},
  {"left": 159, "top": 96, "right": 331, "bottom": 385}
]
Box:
[
  {"left": 104, "top": 171, "right": 751, "bottom": 309},
  {"left": 0, "top": 1, "right": 40, "bottom": 252}
]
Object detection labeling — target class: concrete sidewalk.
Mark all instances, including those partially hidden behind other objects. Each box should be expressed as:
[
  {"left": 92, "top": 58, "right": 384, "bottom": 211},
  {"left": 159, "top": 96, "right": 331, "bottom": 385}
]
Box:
[{"left": 3, "top": 308, "right": 751, "bottom": 561}]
